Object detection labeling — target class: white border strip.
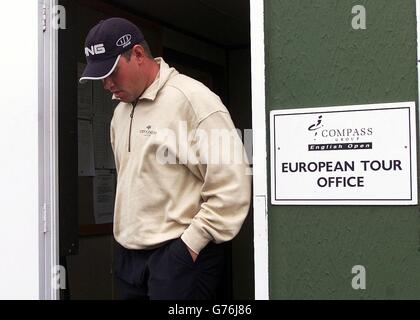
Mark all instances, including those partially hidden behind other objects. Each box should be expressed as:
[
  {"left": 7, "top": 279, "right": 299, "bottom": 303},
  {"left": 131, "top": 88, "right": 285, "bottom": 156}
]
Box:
[
  {"left": 250, "top": 0, "right": 269, "bottom": 300},
  {"left": 39, "top": 0, "right": 60, "bottom": 300},
  {"left": 416, "top": 0, "right": 420, "bottom": 108}
]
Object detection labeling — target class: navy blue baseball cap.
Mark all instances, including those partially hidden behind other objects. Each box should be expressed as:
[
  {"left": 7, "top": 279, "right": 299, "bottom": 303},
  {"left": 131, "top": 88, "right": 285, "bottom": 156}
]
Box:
[{"left": 79, "top": 17, "right": 144, "bottom": 83}]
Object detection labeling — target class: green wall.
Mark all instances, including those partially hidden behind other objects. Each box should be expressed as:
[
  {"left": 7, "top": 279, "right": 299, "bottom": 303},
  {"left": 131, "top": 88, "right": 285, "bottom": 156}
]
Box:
[{"left": 265, "top": 0, "right": 420, "bottom": 299}]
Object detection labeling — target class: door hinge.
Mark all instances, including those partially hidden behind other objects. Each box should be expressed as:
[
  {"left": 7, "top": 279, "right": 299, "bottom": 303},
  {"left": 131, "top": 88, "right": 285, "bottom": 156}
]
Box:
[
  {"left": 42, "top": 203, "right": 48, "bottom": 233},
  {"left": 42, "top": 4, "right": 47, "bottom": 32}
]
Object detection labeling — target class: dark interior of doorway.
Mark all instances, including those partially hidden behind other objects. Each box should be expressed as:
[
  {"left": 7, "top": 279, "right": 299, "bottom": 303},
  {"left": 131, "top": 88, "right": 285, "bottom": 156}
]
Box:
[{"left": 58, "top": 0, "right": 253, "bottom": 300}]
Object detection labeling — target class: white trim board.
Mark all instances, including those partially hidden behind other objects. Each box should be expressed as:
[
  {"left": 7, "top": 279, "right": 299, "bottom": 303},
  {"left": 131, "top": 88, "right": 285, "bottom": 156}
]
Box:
[
  {"left": 39, "top": 0, "right": 60, "bottom": 300},
  {"left": 250, "top": 0, "right": 269, "bottom": 300},
  {"left": 416, "top": 0, "right": 420, "bottom": 111}
]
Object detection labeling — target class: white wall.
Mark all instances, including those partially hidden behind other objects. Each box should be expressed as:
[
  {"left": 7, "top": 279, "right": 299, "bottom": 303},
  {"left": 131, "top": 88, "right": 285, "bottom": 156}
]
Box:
[{"left": 0, "top": 1, "right": 40, "bottom": 299}]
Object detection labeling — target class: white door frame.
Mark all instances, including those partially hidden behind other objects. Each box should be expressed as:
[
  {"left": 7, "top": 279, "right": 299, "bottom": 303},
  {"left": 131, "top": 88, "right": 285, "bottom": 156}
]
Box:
[
  {"left": 250, "top": 0, "right": 269, "bottom": 300},
  {"left": 40, "top": 0, "right": 270, "bottom": 300},
  {"left": 39, "top": 0, "right": 60, "bottom": 300},
  {"left": 416, "top": 1, "right": 420, "bottom": 110}
]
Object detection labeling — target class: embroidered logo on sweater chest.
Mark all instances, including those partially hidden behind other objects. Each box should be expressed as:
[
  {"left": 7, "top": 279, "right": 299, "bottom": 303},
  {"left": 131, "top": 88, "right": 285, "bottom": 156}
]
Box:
[{"left": 139, "top": 125, "right": 157, "bottom": 137}]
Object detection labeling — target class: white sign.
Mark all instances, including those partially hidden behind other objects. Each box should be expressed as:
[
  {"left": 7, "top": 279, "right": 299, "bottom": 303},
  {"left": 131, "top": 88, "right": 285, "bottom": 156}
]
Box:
[
  {"left": 270, "top": 102, "right": 418, "bottom": 205},
  {"left": 93, "top": 170, "right": 116, "bottom": 224}
]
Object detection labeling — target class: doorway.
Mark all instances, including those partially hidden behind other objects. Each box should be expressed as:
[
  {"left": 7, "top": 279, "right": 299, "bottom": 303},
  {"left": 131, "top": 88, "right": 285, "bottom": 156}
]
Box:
[{"left": 57, "top": 0, "right": 253, "bottom": 299}]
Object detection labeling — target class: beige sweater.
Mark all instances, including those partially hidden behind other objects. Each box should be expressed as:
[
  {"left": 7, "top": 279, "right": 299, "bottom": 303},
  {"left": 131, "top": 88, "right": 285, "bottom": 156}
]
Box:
[{"left": 110, "top": 58, "right": 251, "bottom": 254}]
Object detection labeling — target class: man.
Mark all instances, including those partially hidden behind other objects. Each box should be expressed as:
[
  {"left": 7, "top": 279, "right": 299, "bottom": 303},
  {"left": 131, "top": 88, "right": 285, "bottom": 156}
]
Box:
[{"left": 80, "top": 17, "right": 251, "bottom": 300}]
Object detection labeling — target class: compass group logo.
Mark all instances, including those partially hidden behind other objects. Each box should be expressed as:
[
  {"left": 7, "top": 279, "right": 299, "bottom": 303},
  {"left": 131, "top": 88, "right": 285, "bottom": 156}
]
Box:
[
  {"left": 308, "top": 115, "right": 324, "bottom": 136},
  {"left": 140, "top": 125, "right": 158, "bottom": 137},
  {"left": 307, "top": 114, "right": 373, "bottom": 151}
]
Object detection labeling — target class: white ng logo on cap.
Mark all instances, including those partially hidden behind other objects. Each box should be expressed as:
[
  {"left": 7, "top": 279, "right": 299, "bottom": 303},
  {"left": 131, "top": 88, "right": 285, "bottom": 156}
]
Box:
[
  {"left": 85, "top": 44, "right": 106, "bottom": 56},
  {"left": 116, "top": 34, "right": 132, "bottom": 48}
]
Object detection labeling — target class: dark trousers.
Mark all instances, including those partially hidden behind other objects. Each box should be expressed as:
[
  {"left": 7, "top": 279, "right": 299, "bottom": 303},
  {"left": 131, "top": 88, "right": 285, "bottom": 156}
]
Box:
[{"left": 114, "top": 238, "right": 227, "bottom": 300}]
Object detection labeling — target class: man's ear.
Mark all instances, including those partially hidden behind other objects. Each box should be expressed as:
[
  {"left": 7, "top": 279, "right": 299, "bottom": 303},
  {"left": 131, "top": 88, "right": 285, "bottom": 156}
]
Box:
[{"left": 132, "top": 44, "right": 146, "bottom": 64}]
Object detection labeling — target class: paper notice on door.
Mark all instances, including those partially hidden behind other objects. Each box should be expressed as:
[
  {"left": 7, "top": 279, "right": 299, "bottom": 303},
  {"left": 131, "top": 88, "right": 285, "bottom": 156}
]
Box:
[{"left": 93, "top": 170, "right": 116, "bottom": 224}]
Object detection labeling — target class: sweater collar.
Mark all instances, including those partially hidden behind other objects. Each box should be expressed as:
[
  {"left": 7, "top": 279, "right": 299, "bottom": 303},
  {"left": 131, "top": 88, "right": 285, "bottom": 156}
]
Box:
[
  {"left": 137, "top": 57, "right": 178, "bottom": 101},
  {"left": 112, "top": 57, "right": 178, "bottom": 102}
]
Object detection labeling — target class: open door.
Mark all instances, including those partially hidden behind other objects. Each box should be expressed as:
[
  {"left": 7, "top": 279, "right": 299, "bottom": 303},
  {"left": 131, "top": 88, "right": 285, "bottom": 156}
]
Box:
[{"left": 54, "top": 0, "right": 254, "bottom": 300}]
